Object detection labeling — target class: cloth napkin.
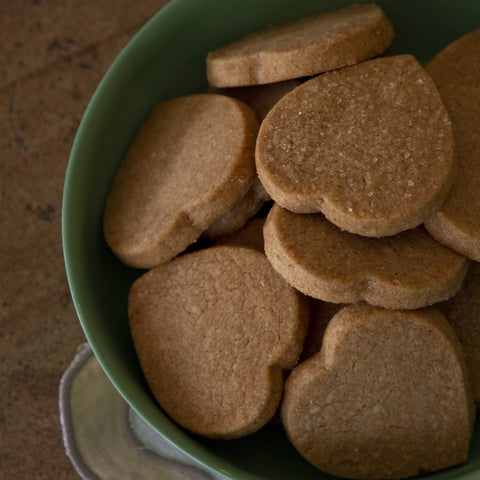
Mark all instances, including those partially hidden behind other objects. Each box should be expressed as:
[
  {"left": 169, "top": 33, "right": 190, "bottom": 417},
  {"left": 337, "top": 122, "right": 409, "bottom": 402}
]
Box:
[{"left": 59, "top": 343, "right": 229, "bottom": 480}]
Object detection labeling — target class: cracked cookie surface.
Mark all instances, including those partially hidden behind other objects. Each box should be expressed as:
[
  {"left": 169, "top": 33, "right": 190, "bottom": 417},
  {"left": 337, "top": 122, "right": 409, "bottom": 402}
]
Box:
[
  {"left": 128, "top": 245, "right": 309, "bottom": 439},
  {"left": 282, "top": 303, "right": 475, "bottom": 479}
]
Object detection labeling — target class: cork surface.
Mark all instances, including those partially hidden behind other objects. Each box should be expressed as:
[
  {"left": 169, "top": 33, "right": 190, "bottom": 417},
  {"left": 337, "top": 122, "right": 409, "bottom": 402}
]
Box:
[{"left": 0, "top": 1, "right": 170, "bottom": 478}]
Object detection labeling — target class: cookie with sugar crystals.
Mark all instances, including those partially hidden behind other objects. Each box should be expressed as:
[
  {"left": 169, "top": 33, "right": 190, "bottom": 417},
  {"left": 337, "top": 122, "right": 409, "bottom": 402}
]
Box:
[
  {"left": 203, "top": 80, "right": 299, "bottom": 240},
  {"left": 263, "top": 204, "right": 468, "bottom": 310},
  {"left": 256, "top": 55, "right": 455, "bottom": 237},
  {"left": 424, "top": 28, "right": 480, "bottom": 90},
  {"left": 424, "top": 86, "right": 480, "bottom": 261},
  {"left": 103, "top": 94, "right": 258, "bottom": 269},
  {"left": 282, "top": 303, "right": 475, "bottom": 479},
  {"left": 129, "top": 245, "right": 309, "bottom": 439},
  {"left": 207, "top": 4, "right": 393, "bottom": 87}
]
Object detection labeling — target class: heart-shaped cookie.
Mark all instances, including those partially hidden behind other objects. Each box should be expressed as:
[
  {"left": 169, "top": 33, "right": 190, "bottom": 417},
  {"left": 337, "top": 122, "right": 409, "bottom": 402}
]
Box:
[
  {"left": 424, "top": 86, "right": 480, "bottom": 261},
  {"left": 256, "top": 55, "right": 454, "bottom": 237},
  {"left": 206, "top": 3, "right": 393, "bottom": 87},
  {"left": 103, "top": 94, "right": 258, "bottom": 269},
  {"left": 263, "top": 204, "right": 468, "bottom": 309},
  {"left": 282, "top": 303, "right": 475, "bottom": 479},
  {"left": 438, "top": 261, "right": 480, "bottom": 406},
  {"left": 128, "top": 245, "right": 309, "bottom": 439},
  {"left": 425, "top": 28, "right": 480, "bottom": 90}
]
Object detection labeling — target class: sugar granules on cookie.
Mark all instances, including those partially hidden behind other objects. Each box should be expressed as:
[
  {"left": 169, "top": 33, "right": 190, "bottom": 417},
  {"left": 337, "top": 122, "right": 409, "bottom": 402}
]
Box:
[
  {"left": 129, "top": 246, "right": 309, "bottom": 439},
  {"left": 256, "top": 55, "right": 455, "bottom": 236}
]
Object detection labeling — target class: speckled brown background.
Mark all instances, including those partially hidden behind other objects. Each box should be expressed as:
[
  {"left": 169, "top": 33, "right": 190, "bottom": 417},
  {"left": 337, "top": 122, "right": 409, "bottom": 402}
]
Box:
[{"left": 0, "top": 1, "right": 169, "bottom": 477}]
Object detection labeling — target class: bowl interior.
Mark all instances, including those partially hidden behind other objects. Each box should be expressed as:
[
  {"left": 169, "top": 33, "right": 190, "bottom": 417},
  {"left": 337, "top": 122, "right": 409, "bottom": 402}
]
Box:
[{"left": 63, "top": 0, "right": 480, "bottom": 479}]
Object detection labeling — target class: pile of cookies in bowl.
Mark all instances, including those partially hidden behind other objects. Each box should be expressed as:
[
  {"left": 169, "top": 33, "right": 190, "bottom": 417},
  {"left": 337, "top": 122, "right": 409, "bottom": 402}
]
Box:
[{"left": 102, "top": 4, "right": 480, "bottom": 479}]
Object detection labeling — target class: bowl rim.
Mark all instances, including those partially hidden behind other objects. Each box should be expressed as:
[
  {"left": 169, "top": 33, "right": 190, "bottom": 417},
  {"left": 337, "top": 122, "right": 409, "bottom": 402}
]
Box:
[
  {"left": 61, "top": 0, "right": 248, "bottom": 477},
  {"left": 62, "top": 1, "right": 480, "bottom": 479}
]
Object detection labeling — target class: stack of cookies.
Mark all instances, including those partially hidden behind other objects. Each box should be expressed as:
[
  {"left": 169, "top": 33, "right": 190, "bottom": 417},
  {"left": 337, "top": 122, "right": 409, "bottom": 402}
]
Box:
[{"left": 103, "top": 4, "right": 480, "bottom": 479}]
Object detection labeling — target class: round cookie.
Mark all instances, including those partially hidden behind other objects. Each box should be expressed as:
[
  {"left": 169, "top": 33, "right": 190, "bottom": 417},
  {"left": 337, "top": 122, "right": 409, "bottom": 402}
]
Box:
[
  {"left": 263, "top": 204, "right": 469, "bottom": 309},
  {"left": 281, "top": 303, "right": 475, "bottom": 480},
  {"left": 424, "top": 28, "right": 480, "bottom": 90},
  {"left": 438, "top": 261, "right": 480, "bottom": 406},
  {"left": 128, "top": 245, "right": 309, "bottom": 439},
  {"left": 103, "top": 94, "right": 258, "bottom": 269},
  {"left": 256, "top": 55, "right": 455, "bottom": 237},
  {"left": 424, "top": 86, "right": 480, "bottom": 261},
  {"left": 206, "top": 3, "right": 393, "bottom": 87}
]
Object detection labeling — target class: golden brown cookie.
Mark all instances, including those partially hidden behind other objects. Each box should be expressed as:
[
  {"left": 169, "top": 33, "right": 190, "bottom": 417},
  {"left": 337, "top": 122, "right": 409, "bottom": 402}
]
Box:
[
  {"left": 203, "top": 176, "right": 270, "bottom": 240},
  {"left": 215, "top": 216, "right": 266, "bottom": 252},
  {"left": 282, "top": 303, "right": 475, "bottom": 479},
  {"left": 425, "top": 28, "right": 480, "bottom": 90},
  {"left": 203, "top": 81, "right": 298, "bottom": 239},
  {"left": 300, "top": 300, "right": 344, "bottom": 362},
  {"left": 424, "top": 86, "right": 480, "bottom": 261},
  {"left": 264, "top": 204, "right": 468, "bottom": 309},
  {"left": 128, "top": 245, "right": 309, "bottom": 439},
  {"left": 103, "top": 94, "right": 258, "bottom": 269},
  {"left": 206, "top": 4, "right": 393, "bottom": 87},
  {"left": 438, "top": 261, "right": 480, "bottom": 405},
  {"left": 209, "top": 79, "right": 301, "bottom": 121},
  {"left": 256, "top": 55, "right": 455, "bottom": 237}
]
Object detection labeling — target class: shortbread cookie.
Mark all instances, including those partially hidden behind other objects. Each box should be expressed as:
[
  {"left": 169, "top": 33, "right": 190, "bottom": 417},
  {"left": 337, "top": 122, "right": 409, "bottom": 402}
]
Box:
[
  {"left": 300, "top": 300, "right": 344, "bottom": 362},
  {"left": 424, "top": 86, "right": 480, "bottom": 261},
  {"left": 103, "top": 94, "right": 258, "bottom": 268},
  {"left": 425, "top": 28, "right": 480, "bottom": 90},
  {"left": 128, "top": 245, "right": 309, "bottom": 439},
  {"left": 203, "top": 81, "right": 298, "bottom": 239},
  {"left": 264, "top": 204, "right": 468, "bottom": 309},
  {"left": 203, "top": 176, "right": 270, "bottom": 240},
  {"left": 207, "top": 4, "right": 393, "bottom": 87},
  {"left": 256, "top": 55, "right": 455, "bottom": 237},
  {"left": 216, "top": 216, "right": 266, "bottom": 252},
  {"left": 438, "top": 261, "right": 480, "bottom": 405},
  {"left": 282, "top": 304, "right": 475, "bottom": 479},
  {"left": 210, "top": 79, "right": 301, "bottom": 121}
]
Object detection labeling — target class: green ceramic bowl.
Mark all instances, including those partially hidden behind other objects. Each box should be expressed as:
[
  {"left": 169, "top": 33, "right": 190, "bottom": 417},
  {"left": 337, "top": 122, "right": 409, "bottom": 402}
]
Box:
[{"left": 63, "top": 1, "right": 480, "bottom": 478}]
